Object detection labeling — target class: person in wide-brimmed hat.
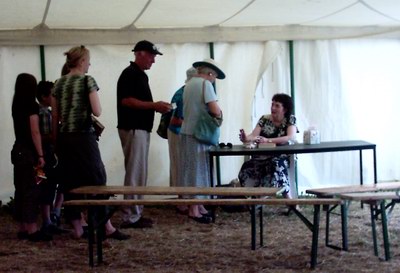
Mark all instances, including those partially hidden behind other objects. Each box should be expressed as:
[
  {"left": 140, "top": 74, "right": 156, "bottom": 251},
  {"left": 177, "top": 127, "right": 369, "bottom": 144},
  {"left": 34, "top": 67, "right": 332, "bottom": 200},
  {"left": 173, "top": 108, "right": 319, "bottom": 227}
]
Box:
[
  {"left": 192, "top": 58, "right": 225, "bottom": 79},
  {"left": 178, "top": 58, "right": 226, "bottom": 224}
]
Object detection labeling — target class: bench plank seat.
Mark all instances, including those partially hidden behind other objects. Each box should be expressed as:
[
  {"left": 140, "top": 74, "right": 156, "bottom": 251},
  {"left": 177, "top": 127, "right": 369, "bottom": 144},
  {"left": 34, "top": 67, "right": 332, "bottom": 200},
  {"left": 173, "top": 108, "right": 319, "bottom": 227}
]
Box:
[
  {"left": 306, "top": 182, "right": 400, "bottom": 197},
  {"left": 64, "top": 193, "right": 342, "bottom": 269},
  {"left": 63, "top": 198, "right": 342, "bottom": 206},
  {"left": 339, "top": 191, "right": 399, "bottom": 201},
  {"left": 69, "top": 185, "right": 282, "bottom": 196}
]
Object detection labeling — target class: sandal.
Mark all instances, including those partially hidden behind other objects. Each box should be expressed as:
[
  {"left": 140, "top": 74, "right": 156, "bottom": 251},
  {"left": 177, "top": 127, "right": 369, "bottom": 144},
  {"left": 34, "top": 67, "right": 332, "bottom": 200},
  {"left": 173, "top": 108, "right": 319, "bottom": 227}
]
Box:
[
  {"left": 105, "top": 229, "right": 131, "bottom": 240},
  {"left": 189, "top": 215, "right": 212, "bottom": 224}
]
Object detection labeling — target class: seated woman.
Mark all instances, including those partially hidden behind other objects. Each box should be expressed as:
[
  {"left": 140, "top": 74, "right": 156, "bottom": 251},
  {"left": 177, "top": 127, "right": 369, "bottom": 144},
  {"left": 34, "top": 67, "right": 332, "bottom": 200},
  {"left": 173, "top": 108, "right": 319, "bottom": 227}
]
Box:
[{"left": 238, "top": 93, "right": 297, "bottom": 198}]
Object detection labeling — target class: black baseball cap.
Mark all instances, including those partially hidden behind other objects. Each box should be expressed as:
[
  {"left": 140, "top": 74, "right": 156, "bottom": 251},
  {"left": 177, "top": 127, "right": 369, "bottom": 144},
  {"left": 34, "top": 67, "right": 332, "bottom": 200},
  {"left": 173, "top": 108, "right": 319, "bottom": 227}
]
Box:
[{"left": 132, "top": 40, "right": 163, "bottom": 55}]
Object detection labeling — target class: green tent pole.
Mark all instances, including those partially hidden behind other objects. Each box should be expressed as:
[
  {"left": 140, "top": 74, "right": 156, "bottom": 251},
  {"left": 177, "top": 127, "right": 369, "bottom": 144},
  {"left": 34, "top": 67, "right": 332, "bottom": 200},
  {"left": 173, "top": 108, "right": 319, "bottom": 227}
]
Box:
[
  {"left": 39, "top": 45, "right": 46, "bottom": 81},
  {"left": 289, "top": 40, "right": 299, "bottom": 196},
  {"left": 289, "top": 41, "right": 295, "bottom": 112},
  {"left": 208, "top": 42, "right": 221, "bottom": 185},
  {"left": 209, "top": 42, "right": 215, "bottom": 59},
  {"left": 208, "top": 42, "right": 216, "bottom": 90}
]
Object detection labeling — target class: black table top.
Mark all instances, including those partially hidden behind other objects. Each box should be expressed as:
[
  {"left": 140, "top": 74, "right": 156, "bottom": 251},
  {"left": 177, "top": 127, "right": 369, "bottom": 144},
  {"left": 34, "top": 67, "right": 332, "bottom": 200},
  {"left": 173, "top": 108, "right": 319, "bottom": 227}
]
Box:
[{"left": 209, "top": 140, "right": 376, "bottom": 156}]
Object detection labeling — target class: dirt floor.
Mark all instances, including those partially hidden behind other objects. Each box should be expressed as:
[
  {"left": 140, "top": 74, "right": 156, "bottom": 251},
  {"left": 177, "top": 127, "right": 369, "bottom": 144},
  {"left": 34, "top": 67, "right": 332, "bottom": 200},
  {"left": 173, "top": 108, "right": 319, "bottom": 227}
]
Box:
[{"left": 0, "top": 200, "right": 400, "bottom": 273}]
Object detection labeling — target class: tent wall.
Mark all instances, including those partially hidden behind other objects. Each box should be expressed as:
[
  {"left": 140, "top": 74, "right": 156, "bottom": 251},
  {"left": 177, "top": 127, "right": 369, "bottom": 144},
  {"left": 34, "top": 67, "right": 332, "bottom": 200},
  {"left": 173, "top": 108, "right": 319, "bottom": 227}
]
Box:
[
  {"left": 1, "top": 39, "right": 399, "bottom": 202},
  {"left": 0, "top": 41, "right": 280, "bottom": 202}
]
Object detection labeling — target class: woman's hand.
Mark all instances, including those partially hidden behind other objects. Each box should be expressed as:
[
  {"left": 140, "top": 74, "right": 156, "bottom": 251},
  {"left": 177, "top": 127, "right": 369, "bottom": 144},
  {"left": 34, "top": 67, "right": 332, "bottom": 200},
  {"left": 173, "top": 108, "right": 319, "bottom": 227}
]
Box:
[
  {"left": 255, "top": 136, "right": 263, "bottom": 143},
  {"left": 255, "top": 136, "right": 270, "bottom": 143},
  {"left": 37, "top": 157, "right": 45, "bottom": 168},
  {"left": 239, "top": 129, "right": 247, "bottom": 143}
]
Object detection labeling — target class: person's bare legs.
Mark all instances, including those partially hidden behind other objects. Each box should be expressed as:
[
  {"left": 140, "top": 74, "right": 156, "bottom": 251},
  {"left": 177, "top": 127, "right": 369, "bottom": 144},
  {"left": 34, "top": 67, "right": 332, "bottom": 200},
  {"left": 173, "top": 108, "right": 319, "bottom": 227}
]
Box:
[
  {"left": 41, "top": 204, "right": 52, "bottom": 226},
  {"left": 71, "top": 219, "right": 84, "bottom": 238},
  {"left": 198, "top": 205, "right": 208, "bottom": 215},
  {"left": 283, "top": 190, "right": 300, "bottom": 211},
  {"left": 188, "top": 205, "right": 201, "bottom": 218},
  {"left": 104, "top": 220, "right": 116, "bottom": 235}
]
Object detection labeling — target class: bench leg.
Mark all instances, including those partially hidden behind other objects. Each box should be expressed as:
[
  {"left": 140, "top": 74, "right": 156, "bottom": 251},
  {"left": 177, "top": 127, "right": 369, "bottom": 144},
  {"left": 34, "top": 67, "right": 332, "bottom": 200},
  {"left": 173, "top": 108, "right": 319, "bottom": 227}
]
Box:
[
  {"left": 324, "top": 203, "right": 347, "bottom": 251},
  {"left": 259, "top": 206, "right": 264, "bottom": 247},
  {"left": 310, "top": 204, "right": 321, "bottom": 269},
  {"left": 380, "top": 200, "right": 390, "bottom": 261},
  {"left": 96, "top": 225, "right": 104, "bottom": 264},
  {"left": 341, "top": 203, "right": 348, "bottom": 251},
  {"left": 250, "top": 205, "right": 256, "bottom": 250},
  {"left": 325, "top": 204, "right": 330, "bottom": 247},
  {"left": 87, "top": 208, "right": 95, "bottom": 267},
  {"left": 370, "top": 203, "right": 379, "bottom": 257}
]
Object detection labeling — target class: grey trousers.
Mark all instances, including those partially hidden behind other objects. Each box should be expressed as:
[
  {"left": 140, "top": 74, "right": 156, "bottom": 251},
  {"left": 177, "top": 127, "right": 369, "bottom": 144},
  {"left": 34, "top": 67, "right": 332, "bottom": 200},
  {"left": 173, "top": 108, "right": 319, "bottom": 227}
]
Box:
[{"left": 118, "top": 129, "right": 150, "bottom": 223}]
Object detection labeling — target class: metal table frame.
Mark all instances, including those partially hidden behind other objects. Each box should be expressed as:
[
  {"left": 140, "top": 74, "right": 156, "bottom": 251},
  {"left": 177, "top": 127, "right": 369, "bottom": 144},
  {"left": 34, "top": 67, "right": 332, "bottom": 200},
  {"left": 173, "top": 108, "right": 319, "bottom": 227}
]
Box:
[
  {"left": 209, "top": 140, "right": 377, "bottom": 188},
  {"left": 208, "top": 140, "right": 377, "bottom": 253}
]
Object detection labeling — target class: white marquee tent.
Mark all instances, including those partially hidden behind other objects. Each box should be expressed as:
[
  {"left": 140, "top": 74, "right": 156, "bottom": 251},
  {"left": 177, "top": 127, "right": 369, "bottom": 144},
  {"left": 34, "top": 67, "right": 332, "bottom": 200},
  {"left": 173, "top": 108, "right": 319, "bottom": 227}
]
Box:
[{"left": 1, "top": 0, "right": 400, "bottom": 202}]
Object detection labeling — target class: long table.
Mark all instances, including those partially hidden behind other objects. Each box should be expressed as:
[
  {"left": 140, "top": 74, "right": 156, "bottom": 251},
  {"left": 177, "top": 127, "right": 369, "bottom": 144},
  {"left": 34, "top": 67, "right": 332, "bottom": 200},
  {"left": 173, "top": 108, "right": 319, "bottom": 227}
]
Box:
[{"left": 208, "top": 140, "right": 377, "bottom": 189}]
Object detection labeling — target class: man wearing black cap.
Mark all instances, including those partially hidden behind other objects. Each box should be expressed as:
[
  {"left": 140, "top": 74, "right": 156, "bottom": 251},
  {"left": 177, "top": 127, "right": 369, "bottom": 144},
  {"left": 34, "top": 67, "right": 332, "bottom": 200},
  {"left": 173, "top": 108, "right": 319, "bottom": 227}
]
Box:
[{"left": 117, "top": 40, "right": 172, "bottom": 228}]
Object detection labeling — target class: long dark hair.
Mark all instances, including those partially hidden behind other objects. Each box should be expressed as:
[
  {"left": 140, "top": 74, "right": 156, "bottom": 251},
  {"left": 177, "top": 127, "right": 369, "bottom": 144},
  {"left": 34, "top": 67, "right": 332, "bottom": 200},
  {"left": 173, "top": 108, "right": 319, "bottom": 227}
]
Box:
[
  {"left": 272, "top": 93, "right": 294, "bottom": 120},
  {"left": 12, "top": 73, "right": 37, "bottom": 116}
]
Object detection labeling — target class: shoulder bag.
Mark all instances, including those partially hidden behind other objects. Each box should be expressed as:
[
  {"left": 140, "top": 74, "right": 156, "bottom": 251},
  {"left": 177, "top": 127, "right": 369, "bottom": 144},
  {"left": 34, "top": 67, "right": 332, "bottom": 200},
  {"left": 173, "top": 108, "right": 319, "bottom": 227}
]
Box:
[
  {"left": 84, "top": 76, "right": 105, "bottom": 140},
  {"left": 157, "top": 110, "right": 172, "bottom": 139},
  {"left": 193, "top": 80, "right": 222, "bottom": 145}
]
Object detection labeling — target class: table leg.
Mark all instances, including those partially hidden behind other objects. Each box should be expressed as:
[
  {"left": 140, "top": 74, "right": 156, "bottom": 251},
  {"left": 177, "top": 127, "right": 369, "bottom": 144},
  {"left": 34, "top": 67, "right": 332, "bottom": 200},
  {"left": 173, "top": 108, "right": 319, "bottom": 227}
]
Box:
[
  {"left": 359, "top": 150, "right": 364, "bottom": 186},
  {"left": 373, "top": 147, "right": 377, "bottom": 183},
  {"left": 216, "top": 156, "right": 221, "bottom": 187},
  {"left": 359, "top": 150, "right": 364, "bottom": 209},
  {"left": 209, "top": 153, "right": 214, "bottom": 188}
]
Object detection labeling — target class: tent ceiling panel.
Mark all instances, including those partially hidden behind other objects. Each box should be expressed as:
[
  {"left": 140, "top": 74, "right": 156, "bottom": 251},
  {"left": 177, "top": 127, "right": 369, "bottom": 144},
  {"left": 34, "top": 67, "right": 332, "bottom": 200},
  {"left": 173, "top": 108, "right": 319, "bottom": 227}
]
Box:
[
  {"left": 305, "top": 2, "right": 400, "bottom": 26},
  {"left": 222, "top": 0, "right": 363, "bottom": 27},
  {"left": 134, "top": 0, "right": 249, "bottom": 28},
  {"left": 0, "top": 0, "right": 47, "bottom": 29},
  {"left": 46, "top": 0, "right": 146, "bottom": 29},
  {"left": 368, "top": 0, "right": 400, "bottom": 22},
  {"left": 0, "top": 0, "right": 399, "bottom": 45}
]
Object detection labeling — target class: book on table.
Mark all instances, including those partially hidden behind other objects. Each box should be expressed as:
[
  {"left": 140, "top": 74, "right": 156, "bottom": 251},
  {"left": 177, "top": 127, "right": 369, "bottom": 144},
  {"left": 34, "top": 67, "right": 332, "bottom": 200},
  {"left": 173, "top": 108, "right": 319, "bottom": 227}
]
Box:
[{"left": 257, "top": 142, "right": 276, "bottom": 148}]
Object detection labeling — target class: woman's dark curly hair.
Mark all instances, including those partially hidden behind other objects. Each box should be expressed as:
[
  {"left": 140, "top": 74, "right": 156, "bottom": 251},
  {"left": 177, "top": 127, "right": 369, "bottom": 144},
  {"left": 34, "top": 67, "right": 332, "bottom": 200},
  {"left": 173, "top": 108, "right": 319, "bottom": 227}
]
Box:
[{"left": 272, "top": 93, "right": 294, "bottom": 119}]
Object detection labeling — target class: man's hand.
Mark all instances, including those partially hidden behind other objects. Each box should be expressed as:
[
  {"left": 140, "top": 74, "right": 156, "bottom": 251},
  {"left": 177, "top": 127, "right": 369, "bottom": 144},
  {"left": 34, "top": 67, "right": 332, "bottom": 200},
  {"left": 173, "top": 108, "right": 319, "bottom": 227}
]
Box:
[{"left": 154, "top": 101, "right": 172, "bottom": 114}]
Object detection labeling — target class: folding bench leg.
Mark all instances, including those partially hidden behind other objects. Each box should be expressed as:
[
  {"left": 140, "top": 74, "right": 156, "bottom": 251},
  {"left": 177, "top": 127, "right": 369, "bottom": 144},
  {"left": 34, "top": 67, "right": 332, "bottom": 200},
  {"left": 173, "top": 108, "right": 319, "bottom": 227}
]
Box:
[
  {"left": 325, "top": 204, "right": 330, "bottom": 247},
  {"left": 310, "top": 204, "right": 321, "bottom": 269},
  {"left": 250, "top": 205, "right": 256, "bottom": 250},
  {"left": 341, "top": 203, "right": 348, "bottom": 251},
  {"left": 87, "top": 208, "right": 95, "bottom": 267},
  {"left": 259, "top": 205, "right": 264, "bottom": 247},
  {"left": 380, "top": 200, "right": 390, "bottom": 261},
  {"left": 324, "top": 203, "right": 347, "bottom": 251},
  {"left": 369, "top": 203, "right": 379, "bottom": 257}
]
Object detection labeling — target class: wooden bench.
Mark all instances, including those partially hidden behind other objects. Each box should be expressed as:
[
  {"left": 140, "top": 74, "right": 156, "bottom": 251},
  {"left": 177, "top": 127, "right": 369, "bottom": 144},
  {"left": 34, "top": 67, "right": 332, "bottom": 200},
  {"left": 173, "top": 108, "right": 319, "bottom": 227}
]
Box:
[
  {"left": 339, "top": 191, "right": 400, "bottom": 261},
  {"left": 306, "top": 182, "right": 400, "bottom": 252},
  {"left": 64, "top": 186, "right": 343, "bottom": 269},
  {"left": 306, "top": 182, "right": 400, "bottom": 198}
]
